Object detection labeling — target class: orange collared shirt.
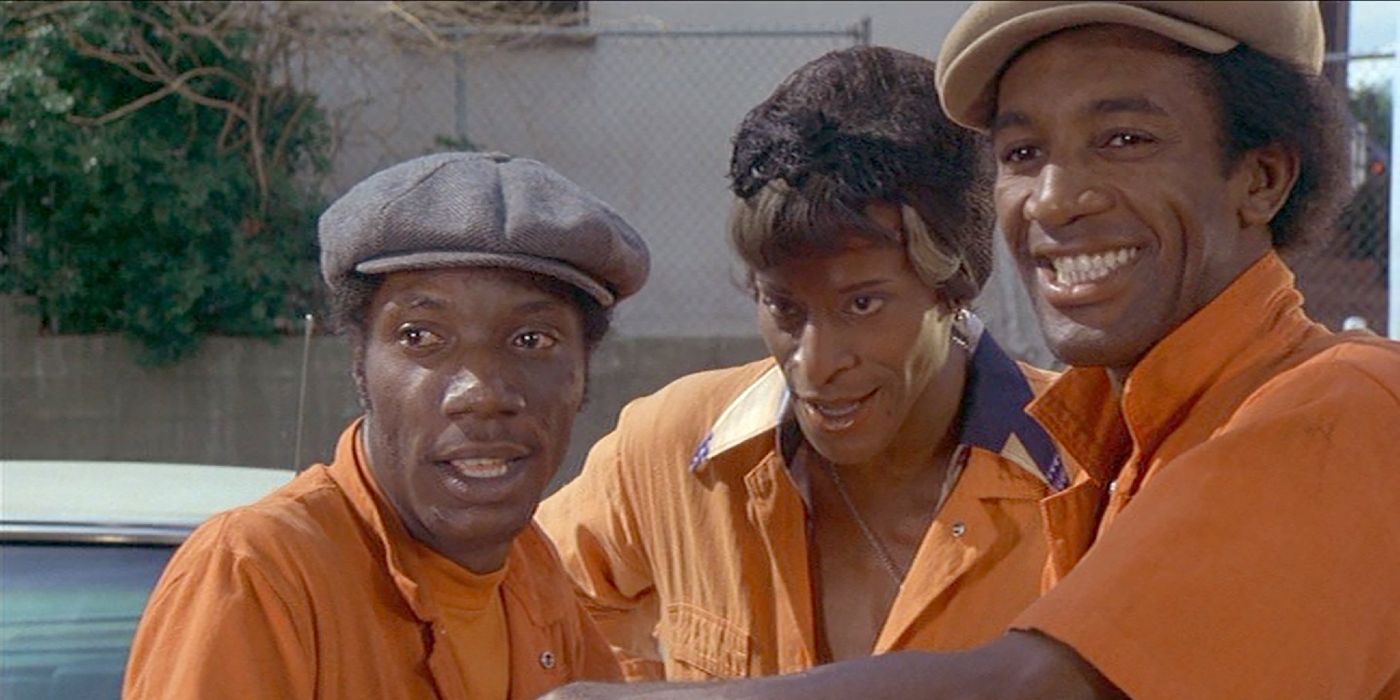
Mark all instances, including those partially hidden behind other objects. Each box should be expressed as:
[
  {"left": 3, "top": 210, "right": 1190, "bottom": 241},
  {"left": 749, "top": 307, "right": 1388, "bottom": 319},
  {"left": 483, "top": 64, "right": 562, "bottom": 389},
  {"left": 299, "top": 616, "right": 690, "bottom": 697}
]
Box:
[
  {"left": 1013, "top": 253, "right": 1400, "bottom": 700},
  {"left": 124, "top": 420, "right": 619, "bottom": 699},
  {"left": 538, "top": 327, "right": 1066, "bottom": 681}
]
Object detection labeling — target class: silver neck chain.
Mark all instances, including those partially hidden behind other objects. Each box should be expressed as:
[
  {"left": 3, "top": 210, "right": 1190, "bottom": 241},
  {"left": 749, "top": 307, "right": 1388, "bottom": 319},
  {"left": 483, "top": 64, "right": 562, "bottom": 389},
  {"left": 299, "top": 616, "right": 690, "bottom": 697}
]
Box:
[
  {"left": 812, "top": 318, "right": 972, "bottom": 587},
  {"left": 814, "top": 444, "right": 967, "bottom": 588},
  {"left": 817, "top": 455, "right": 906, "bottom": 585}
]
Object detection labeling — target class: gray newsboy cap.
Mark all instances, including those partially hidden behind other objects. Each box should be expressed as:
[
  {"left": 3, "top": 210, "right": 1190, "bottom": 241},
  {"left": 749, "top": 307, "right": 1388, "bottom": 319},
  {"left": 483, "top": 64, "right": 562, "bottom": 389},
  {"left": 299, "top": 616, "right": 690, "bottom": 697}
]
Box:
[{"left": 319, "top": 151, "right": 649, "bottom": 307}]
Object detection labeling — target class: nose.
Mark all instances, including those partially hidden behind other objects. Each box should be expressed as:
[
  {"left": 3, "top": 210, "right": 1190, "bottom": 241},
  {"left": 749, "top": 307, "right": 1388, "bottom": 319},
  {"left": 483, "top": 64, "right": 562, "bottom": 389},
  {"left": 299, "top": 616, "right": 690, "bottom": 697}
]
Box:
[
  {"left": 789, "top": 318, "right": 855, "bottom": 390},
  {"left": 441, "top": 365, "right": 526, "bottom": 417},
  {"left": 1022, "top": 162, "right": 1113, "bottom": 229}
]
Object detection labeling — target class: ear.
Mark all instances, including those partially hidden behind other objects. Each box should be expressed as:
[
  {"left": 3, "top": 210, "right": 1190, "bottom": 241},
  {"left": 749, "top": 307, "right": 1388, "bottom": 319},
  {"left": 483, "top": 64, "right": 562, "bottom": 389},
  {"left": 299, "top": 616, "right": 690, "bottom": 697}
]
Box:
[{"left": 1236, "top": 142, "right": 1300, "bottom": 229}]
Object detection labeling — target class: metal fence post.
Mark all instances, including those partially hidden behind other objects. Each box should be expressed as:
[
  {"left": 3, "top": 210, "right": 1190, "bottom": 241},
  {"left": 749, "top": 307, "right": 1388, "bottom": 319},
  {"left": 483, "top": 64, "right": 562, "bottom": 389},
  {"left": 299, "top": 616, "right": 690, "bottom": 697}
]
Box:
[
  {"left": 1390, "top": 14, "right": 1400, "bottom": 338},
  {"left": 454, "top": 51, "right": 469, "bottom": 146}
]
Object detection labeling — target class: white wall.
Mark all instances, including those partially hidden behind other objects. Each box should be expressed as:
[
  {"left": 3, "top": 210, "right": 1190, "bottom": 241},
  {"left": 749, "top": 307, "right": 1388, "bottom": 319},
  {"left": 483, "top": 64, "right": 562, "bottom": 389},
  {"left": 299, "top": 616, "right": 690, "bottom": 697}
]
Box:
[
  {"left": 593, "top": 1, "right": 971, "bottom": 58},
  {"left": 306, "top": 1, "right": 1054, "bottom": 363}
]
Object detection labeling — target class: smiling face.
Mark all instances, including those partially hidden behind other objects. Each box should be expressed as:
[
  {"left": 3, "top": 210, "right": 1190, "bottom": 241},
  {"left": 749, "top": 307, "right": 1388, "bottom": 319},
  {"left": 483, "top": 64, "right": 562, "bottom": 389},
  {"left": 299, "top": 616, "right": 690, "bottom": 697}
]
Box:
[
  {"left": 991, "top": 25, "right": 1274, "bottom": 376},
  {"left": 360, "top": 267, "right": 587, "bottom": 573},
  {"left": 754, "top": 215, "right": 957, "bottom": 468}
]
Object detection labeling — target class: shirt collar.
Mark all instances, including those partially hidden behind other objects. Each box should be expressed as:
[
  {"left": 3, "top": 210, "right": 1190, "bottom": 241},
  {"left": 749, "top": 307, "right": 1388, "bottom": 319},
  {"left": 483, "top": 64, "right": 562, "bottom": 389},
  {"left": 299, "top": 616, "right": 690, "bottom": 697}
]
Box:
[
  {"left": 1028, "top": 251, "right": 1317, "bottom": 483},
  {"left": 325, "top": 418, "right": 438, "bottom": 620},
  {"left": 690, "top": 313, "right": 1067, "bottom": 490},
  {"left": 324, "top": 419, "right": 567, "bottom": 631}
]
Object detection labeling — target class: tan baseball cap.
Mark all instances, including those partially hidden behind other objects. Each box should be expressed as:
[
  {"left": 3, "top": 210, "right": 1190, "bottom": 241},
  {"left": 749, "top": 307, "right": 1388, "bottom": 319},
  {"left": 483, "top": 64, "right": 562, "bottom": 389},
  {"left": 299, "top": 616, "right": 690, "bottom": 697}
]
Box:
[{"left": 936, "top": 1, "right": 1325, "bottom": 131}]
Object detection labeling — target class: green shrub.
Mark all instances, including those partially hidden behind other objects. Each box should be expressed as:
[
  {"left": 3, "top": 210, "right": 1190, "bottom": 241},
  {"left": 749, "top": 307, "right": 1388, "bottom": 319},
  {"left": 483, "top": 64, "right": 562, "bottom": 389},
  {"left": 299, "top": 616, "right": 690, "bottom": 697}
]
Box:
[{"left": 1, "top": 2, "right": 329, "bottom": 365}]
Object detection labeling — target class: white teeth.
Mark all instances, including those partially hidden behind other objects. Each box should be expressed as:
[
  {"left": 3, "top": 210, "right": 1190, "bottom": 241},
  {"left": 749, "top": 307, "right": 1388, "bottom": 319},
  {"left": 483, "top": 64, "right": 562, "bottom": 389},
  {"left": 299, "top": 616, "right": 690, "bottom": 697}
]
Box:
[
  {"left": 814, "top": 402, "right": 859, "bottom": 418},
  {"left": 448, "top": 458, "right": 509, "bottom": 479},
  {"left": 1051, "top": 247, "right": 1140, "bottom": 286}
]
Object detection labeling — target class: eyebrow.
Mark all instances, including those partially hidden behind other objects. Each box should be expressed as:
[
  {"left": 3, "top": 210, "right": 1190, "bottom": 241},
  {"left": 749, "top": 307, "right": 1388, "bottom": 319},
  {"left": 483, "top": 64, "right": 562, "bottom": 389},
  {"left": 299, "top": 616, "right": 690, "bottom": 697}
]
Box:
[
  {"left": 395, "top": 295, "right": 572, "bottom": 320},
  {"left": 512, "top": 298, "right": 573, "bottom": 316},
  {"left": 1089, "top": 96, "right": 1168, "bottom": 118},
  {"left": 989, "top": 111, "right": 1030, "bottom": 137},
  {"left": 757, "top": 278, "right": 893, "bottom": 296},
  {"left": 397, "top": 295, "right": 446, "bottom": 311},
  {"left": 836, "top": 278, "right": 893, "bottom": 295},
  {"left": 991, "top": 96, "right": 1169, "bottom": 136}
]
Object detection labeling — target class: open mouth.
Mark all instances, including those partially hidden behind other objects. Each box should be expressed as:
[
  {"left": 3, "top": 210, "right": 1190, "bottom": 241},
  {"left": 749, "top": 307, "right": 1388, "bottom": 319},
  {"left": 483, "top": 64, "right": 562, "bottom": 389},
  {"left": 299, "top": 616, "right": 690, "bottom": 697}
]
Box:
[
  {"left": 1046, "top": 246, "right": 1141, "bottom": 286},
  {"left": 443, "top": 457, "right": 512, "bottom": 480},
  {"left": 801, "top": 389, "right": 877, "bottom": 432},
  {"left": 1032, "top": 245, "right": 1145, "bottom": 307},
  {"left": 433, "top": 441, "right": 532, "bottom": 490}
]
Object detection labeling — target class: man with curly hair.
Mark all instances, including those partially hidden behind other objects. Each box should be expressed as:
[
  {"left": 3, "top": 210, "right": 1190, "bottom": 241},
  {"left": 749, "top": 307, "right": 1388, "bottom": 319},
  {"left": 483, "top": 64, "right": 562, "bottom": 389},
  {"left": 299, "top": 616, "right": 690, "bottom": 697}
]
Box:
[{"left": 537, "top": 45, "right": 1066, "bottom": 680}]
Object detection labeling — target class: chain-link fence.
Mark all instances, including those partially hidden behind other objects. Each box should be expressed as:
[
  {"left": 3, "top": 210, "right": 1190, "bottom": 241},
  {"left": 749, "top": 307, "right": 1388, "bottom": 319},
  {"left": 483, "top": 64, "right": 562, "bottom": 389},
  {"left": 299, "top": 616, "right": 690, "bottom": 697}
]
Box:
[
  {"left": 1287, "top": 51, "right": 1394, "bottom": 336},
  {"left": 301, "top": 28, "right": 1396, "bottom": 350},
  {"left": 303, "top": 23, "right": 868, "bottom": 339}
]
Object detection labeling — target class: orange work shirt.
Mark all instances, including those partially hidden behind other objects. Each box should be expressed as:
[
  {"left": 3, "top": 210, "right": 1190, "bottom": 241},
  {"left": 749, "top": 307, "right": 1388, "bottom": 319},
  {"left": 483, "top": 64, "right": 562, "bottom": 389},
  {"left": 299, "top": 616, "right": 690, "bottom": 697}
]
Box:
[
  {"left": 1012, "top": 253, "right": 1400, "bottom": 699},
  {"left": 538, "top": 324, "right": 1067, "bottom": 680},
  {"left": 124, "top": 420, "right": 620, "bottom": 699}
]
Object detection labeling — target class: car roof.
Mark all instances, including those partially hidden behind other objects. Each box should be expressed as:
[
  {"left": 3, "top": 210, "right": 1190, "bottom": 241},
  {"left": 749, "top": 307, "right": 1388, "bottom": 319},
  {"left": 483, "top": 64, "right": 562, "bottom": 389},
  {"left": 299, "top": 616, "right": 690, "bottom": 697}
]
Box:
[{"left": 1, "top": 460, "right": 294, "bottom": 530}]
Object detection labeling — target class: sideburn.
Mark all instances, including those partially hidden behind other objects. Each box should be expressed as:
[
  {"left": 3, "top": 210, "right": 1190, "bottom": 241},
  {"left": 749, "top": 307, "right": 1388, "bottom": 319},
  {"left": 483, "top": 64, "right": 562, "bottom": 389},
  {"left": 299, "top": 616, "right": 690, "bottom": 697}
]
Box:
[{"left": 349, "top": 330, "right": 371, "bottom": 412}]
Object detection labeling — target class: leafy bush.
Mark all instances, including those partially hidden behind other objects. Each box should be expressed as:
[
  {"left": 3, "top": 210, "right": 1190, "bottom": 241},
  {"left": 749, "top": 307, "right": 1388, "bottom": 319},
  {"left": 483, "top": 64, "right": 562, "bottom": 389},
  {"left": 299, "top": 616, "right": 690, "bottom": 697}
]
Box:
[{"left": 1, "top": 2, "right": 329, "bottom": 364}]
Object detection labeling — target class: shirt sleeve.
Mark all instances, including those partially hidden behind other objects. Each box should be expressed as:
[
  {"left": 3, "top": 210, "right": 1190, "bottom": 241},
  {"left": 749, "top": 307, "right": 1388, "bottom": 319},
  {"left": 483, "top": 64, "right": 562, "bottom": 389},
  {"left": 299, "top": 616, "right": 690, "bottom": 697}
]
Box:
[
  {"left": 537, "top": 425, "right": 664, "bottom": 681},
  {"left": 123, "top": 514, "right": 316, "bottom": 699},
  {"left": 1013, "top": 360, "right": 1400, "bottom": 700},
  {"left": 567, "top": 590, "right": 627, "bottom": 683}
]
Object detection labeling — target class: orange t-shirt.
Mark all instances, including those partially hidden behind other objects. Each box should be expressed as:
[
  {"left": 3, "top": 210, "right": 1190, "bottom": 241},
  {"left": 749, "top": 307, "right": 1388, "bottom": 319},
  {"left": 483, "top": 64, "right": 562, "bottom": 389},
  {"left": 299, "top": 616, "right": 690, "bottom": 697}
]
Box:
[
  {"left": 413, "top": 540, "right": 510, "bottom": 700},
  {"left": 124, "top": 420, "right": 620, "bottom": 699},
  {"left": 1013, "top": 253, "right": 1400, "bottom": 699},
  {"left": 538, "top": 324, "right": 1067, "bottom": 680}
]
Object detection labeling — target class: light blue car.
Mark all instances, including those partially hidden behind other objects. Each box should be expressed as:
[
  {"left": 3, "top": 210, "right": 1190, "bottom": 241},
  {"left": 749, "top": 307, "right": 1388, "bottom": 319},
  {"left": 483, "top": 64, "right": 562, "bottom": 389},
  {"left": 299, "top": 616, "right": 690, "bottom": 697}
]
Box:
[{"left": 0, "top": 460, "right": 292, "bottom": 699}]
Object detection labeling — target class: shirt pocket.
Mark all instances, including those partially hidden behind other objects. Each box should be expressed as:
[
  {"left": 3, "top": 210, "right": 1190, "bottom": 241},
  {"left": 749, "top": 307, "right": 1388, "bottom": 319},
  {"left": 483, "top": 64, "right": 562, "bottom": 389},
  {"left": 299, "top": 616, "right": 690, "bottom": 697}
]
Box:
[{"left": 659, "top": 602, "right": 751, "bottom": 680}]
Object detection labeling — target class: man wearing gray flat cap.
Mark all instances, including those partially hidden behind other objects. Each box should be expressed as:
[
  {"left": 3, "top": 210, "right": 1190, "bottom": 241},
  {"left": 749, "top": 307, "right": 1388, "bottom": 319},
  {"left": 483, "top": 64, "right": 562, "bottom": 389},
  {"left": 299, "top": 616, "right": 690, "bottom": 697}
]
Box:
[
  {"left": 126, "top": 151, "right": 645, "bottom": 699},
  {"left": 546, "top": 3, "right": 1400, "bottom": 700}
]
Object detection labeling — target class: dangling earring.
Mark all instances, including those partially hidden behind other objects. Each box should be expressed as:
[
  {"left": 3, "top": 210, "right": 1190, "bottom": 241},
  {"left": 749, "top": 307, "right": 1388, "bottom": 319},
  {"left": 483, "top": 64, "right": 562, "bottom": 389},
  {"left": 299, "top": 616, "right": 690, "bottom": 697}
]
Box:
[{"left": 950, "top": 307, "right": 971, "bottom": 351}]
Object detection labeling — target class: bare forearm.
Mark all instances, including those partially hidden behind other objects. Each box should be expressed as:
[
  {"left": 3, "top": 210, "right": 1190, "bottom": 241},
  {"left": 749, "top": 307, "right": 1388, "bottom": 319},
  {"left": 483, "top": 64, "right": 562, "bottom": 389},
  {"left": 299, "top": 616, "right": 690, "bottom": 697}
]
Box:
[
  {"left": 544, "top": 653, "right": 982, "bottom": 700},
  {"left": 543, "top": 632, "right": 1123, "bottom": 700}
]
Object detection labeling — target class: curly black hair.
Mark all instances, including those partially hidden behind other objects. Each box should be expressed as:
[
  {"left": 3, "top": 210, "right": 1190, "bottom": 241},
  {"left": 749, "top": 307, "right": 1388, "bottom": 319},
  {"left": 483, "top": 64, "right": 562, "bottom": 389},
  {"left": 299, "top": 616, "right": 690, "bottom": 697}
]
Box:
[
  {"left": 727, "top": 45, "right": 994, "bottom": 305},
  {"left": 1196, "top": 44, "right": 1350, "bottom": 249}
]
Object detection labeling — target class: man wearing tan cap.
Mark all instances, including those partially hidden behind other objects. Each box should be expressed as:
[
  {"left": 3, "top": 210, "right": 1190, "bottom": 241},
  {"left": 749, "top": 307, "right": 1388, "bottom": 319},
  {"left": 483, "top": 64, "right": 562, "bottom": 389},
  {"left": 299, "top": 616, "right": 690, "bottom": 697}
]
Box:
[
  {"left": 125, "top": 152, "right": 648, "bottom": 699},
  {"left": 546, "top": 3, "right": 1400, "bottom": 699}
]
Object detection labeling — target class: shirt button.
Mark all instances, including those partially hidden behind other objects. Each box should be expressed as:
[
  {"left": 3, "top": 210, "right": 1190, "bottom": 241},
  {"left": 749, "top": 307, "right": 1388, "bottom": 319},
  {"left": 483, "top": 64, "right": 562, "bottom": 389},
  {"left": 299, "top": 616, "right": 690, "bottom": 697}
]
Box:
[
  {"left": 1108, "top": 480, "right": 1119, "bottom": 494},
  {"left": 951, "top": 522, "right": 967, "bottom": 538},
  {"left": 539, "top": 651, "right": 556, "bottom": 669}
]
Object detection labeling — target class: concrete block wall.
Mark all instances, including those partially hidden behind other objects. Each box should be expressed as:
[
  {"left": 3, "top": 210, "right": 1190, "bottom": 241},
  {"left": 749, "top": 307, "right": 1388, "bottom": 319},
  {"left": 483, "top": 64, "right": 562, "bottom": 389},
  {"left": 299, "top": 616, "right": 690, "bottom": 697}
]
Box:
[{"left": 0, "top": 295, "right": 766, "bottom": 491}]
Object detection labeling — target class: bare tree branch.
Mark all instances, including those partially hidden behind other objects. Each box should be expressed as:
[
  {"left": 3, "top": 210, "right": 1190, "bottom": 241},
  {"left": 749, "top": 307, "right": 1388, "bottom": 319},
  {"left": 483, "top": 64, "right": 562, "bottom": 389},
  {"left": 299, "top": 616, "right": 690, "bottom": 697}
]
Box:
[
  {"left": 66, "top": 65, "right": 237, "bottom": 126},
  {"left": 26, "top": 0, "right": 587, "bottom": 213}
]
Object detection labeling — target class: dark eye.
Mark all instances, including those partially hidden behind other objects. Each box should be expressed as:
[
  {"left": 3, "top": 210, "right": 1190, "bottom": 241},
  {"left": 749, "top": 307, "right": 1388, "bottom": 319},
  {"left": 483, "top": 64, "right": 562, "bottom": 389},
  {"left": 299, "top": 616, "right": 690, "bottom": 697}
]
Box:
[
  {"left": 512, "top": 330, "right": 557, "bottom": 350},
  {"left": 1002, "top": 144, "right": 1041, "bottom": 164},
  {"left": 397, "top": 325, "right": 444, "bottom": 349},
  {"left": 848, "top": 295, "right": 885, "bottom": 316},
  {"left": 1105, "top": 131, "right": 1155, "bottom": 148},
  {"left": 762, "top": 295, "right": 802, "bottom": 321}
]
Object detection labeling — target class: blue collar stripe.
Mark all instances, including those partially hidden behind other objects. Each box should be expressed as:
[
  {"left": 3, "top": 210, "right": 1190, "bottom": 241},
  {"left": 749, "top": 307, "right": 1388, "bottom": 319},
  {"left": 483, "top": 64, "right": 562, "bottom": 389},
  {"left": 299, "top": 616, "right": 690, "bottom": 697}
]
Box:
[{"left": 960, "top": 335, "right": 1069, "bottom": 491}]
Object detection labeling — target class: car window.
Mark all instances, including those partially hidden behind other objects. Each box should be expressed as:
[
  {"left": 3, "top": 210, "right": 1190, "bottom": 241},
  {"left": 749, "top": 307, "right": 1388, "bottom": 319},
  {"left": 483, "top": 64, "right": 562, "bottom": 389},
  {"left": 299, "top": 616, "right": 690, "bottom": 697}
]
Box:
[{"left": 1, "top": 543, "right": 175, "bottom": 700}]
